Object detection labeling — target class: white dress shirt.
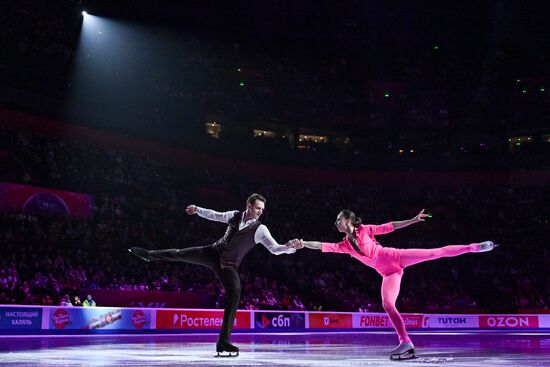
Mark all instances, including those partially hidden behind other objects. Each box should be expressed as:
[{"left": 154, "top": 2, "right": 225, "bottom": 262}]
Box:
[{"left": 195, "top": 207, "right": 296, "bottom": 255}]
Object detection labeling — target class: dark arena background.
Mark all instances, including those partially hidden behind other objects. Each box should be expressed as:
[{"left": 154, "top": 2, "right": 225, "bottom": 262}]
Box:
[{"left": 0, "top": 1, "right": 549, "bottom": 365}]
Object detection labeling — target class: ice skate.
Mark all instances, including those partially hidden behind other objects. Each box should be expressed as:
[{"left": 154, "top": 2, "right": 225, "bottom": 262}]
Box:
[
  {"left": 389, "top": 341, "right": 415, "bottom": 360},
  {"left": 473, "top": 240, "right": 499, "bottom": 253},
  {"left": 215, "top": 340, "right": 239, "bottom": 357},
  {"left": 128, "top": 247, "right": 150, "bottom": 262}
]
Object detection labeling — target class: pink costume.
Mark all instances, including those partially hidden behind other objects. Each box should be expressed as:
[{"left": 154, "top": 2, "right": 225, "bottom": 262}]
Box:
[
  {"left": 321, "top": 222, "right": 402, "bottom": 277},
  {"left": 321, "top": 222, "right": 477, "bottom": 344}
]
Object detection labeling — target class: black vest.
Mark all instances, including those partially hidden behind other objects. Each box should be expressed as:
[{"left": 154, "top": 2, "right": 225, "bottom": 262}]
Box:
[{"left": 213, "top": 211, "right": 261, "bottom": 268}]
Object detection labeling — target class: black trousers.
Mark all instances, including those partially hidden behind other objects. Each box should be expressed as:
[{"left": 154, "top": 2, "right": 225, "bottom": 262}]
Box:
[{"left": 148, "top": 246, "right": 240, "bottom": 342}]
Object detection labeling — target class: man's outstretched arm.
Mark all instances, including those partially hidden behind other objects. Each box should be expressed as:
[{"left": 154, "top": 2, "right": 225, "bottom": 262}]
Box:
[
  {"left": 255, "top": 225, "right": 297, "bottom": 255},
  {"left": 186, "top": 205, "right": 238, "bottom": 223}
]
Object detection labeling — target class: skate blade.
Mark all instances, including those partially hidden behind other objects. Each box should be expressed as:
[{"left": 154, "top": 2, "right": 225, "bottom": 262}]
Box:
[
  {"left": 390, "top": 350, "right": 416, "bottom": 361},
  {"left": 128, "top": 248, "right": 150, "bottom": 262},
  {"left": 215, "top": 351, "right": 239, "bottom": 358}
]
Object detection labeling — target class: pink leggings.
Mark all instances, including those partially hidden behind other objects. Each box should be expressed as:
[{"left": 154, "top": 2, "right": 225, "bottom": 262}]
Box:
[{"left": 381, "top": 244, "right": 478, "bottom": 343}]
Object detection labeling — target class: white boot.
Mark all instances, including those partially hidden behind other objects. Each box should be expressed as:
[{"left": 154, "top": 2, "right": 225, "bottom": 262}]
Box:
[
  {"left": 474, "top": 240, "right": 499, "bottom": 253},
  {"left": 390, "top": 341, "right": 415, "bottom": 360}
]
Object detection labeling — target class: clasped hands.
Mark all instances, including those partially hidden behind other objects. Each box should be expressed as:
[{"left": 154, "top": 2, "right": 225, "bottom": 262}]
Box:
[{"left": 286, "top": 238, "right": 304, "bottom": 250}]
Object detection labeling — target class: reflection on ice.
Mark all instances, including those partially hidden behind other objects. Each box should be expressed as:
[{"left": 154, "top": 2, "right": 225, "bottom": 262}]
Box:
[{"left": 0, "top": 331, "right": 549, "bottom": 366}]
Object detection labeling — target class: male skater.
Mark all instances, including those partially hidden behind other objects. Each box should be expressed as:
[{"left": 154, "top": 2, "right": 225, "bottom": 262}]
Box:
[{"left": 129, "top": 193, "right": 299, "bottom": 357}]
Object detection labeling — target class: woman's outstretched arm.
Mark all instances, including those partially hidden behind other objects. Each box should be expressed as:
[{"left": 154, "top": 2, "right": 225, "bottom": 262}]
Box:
[
  {"left": 391, "top": 209, "right": 428, "bottom": 230},
  {"left": 298, "top": 240, "right": 323, "bottom": 250}
]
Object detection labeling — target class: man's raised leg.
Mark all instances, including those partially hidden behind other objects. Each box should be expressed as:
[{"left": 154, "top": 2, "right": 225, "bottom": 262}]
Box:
[{"left": 129, "top": 245, "right": 219, "bottom": 268}]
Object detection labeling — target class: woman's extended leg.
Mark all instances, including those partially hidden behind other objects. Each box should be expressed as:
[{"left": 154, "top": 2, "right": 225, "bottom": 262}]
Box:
[{"left": 399, "top": 244, "right": 478, "bottom": 269}]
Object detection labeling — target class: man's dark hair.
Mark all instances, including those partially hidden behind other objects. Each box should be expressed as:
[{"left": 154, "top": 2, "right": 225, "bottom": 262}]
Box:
[{"left": 247, "top": 193, "right": 266, "bottom": 206}]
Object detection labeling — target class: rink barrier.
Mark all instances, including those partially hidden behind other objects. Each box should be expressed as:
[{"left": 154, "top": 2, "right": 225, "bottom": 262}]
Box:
[{"left": 1, "top": 305, "right": 549, "bottom": 334}]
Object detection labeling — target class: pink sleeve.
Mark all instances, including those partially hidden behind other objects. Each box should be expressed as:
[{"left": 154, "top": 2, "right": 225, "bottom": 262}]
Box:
[
  {"left": 321, "top": 241, "right": 347, "bottom": 254},
  {"left": 362, "top": 222, "right": 394, "bottom": 236}
]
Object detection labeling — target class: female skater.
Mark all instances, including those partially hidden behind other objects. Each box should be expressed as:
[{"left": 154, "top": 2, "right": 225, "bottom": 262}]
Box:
[{"left": 295, "top": 209, "right": 497, "bottom": 360}]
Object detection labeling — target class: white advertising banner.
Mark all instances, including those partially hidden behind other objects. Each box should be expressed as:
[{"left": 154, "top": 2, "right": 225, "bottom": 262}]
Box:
[
  {"left": 423, "top": 314, "right": 479, "bottom": 328},
  {"left": 538, "top": 315, "right": 550, "bottom": 328}
]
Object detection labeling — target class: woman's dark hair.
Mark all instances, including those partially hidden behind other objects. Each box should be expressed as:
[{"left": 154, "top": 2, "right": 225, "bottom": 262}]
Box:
[{"left": 339, "top": 209, "right": 362, "bottom": 227}]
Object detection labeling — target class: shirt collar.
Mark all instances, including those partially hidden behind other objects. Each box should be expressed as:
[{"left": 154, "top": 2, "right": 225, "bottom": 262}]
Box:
[{"left": 240, "top": 212, "right": 257, "bottom": 227}]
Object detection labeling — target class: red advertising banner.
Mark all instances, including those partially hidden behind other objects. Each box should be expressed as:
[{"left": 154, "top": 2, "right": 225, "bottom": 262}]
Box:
[
  {"left": 1, "top": 304, "right": 549, "bottom": 335},
  {"left": 0, "top": 182, "right": 93, "bottom": 217},
  {"left": 479, "top": 315, "right": 539, "bottom": 329},
  {"left": 354, "top": 313, "right": 391, "bottom": 328},
  {"left": 353, "top": 313, "right": 425, "bottom": 329},
  {"left": 156, "top": 309, "right": 251, "bottom": 330},
  {"left": 309, "top": 313, "right": 352, "bottom": 329},
  {"left": 402, "top": 314, "right": 425, "bottom": 329}
]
